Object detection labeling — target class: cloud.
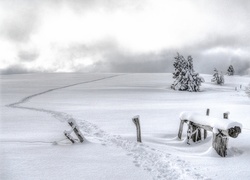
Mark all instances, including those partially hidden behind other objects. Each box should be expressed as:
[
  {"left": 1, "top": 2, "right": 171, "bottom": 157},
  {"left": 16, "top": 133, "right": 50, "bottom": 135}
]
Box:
[
  {"left": 62, "top": 0, "right": 145, "bottom": 13},
  {"left": 0, "top": 1, "right": 41, "bottom": 43},
  {"left": 0, "top": 64, "right": 38, "bottom": 75},
  {"left": 0, "top": 0, "right": 249, "bottom": 75},
  {"left": 18, "top": 50, "right": 39, "bottom": 62},
  {"left": 89, "top": 50, "right": 174, "bottom": 73}
]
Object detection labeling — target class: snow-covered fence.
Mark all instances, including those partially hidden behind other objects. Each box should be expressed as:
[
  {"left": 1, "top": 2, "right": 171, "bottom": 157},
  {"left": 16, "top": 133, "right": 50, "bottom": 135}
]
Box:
[
  {"left": 178, "top": 110, "right": 242, "bottom": 157},
  {"left": 132, "top": 115, "right": 142, "bottom": 143}
]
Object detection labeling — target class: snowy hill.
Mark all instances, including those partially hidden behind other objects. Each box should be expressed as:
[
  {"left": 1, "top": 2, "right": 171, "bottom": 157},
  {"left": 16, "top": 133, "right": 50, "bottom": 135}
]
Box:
[{"left": 1, "top": 73, "right": 250, "bottom": 180}]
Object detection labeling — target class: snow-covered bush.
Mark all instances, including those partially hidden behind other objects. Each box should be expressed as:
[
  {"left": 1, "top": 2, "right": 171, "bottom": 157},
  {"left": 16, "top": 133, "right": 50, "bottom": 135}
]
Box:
[
  {"left": 171, "top": 53, "right": 204, "bottom": 92},
  {"left": 211, "top": 68, "right": 224, "bottom": 85},
  {"left": 227, "top": 65, "right": 234, "bottom": 76}
]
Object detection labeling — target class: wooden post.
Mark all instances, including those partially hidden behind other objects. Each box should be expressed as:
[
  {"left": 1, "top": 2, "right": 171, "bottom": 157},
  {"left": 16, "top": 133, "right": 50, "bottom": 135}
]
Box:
[
  {"left": 204, "top": 108, "right": 210, "bottom": 139},
  {"left": 191, "top": 125, "right": 202, "bottom": 142},
  {"left": 187, "top": 122, "right": 192, "bottom": 144},
  {"left": 191, "top": 125, "right": 197, "bottom": 142},
  {"left": 206, "top": 108, "right": 210, "bottom": 116},
  {"left": 132, "top": 115, "right": 142, "bottom": 143},
  {"left": 197, "top": 128, "right": 202, "bottom": 141},
  {"left": 68, "top": 119, "right": 84, "bottom": 143},
  {"left": 211, "top": 112, "right": 230, "bottom": 157},
  {"left": 212, "top": 132, "right": 228, "bottom": 157},
  {"left": 178, "top": 120, "right": 185, "bottom": 139},
  {"left": 223, "top": 112, "right": 230, "bottom": 119}
]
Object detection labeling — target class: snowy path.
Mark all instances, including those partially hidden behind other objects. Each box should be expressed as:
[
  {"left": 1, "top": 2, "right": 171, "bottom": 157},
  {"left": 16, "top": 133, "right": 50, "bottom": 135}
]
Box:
[{"left": 6, "top": 74, "right": 207, "bottom": 180}]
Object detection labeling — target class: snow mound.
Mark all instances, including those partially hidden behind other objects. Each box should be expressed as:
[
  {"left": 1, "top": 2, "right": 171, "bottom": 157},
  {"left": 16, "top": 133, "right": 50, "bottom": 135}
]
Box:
[
  {"left": 200, "top": 147, "right": 243, "bottom": 158},
  {"left": 201, "top": 147, "right": 221, "bottom": 157}
]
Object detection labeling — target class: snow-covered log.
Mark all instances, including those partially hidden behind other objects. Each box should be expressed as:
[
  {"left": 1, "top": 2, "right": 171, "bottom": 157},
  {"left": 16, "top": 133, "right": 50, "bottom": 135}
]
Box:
[
  {"left": 178, "top": 111, "right": 242, "bottom": 157},
  {"left": 180, "top": 112, "right": 242, "bottom": 133}
]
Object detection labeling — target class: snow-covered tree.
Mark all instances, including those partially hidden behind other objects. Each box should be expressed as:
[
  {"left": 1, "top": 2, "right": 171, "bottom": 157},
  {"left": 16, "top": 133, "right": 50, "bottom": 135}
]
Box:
[
  {"left": 171, "top": 53, "right": 204, "bottom": 92},
  {"left": 211, "top": 68, "right": 224, "bottom": 85},
  {"left": 227, "top": 65, "right": 234, "bottom": 76},
  {"left": 246, "top": 84, "right": 250, "bottom": 98}
]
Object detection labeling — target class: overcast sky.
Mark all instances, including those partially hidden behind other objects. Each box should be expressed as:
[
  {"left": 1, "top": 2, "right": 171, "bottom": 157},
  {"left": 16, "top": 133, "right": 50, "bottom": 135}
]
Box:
[{"left": 1, "top": 0, "right": 250, "bottom": 75}]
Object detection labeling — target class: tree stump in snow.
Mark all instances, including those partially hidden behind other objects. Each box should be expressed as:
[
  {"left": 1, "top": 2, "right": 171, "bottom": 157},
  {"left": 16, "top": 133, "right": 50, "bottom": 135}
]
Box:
[
  {"left": 212, "top": 111, "right": 230, "bottom": 157},
  {"left": 132, "top": 115, "right": 142, "bottom": 143},
  {"left": 212, "top": 130, "right": 228, "bottom": 157}
]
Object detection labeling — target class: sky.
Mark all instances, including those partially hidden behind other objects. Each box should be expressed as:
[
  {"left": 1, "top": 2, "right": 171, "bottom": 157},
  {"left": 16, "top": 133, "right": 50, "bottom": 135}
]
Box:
[{"left": 0, "top": 0, "right": 250, "bottom": 75}]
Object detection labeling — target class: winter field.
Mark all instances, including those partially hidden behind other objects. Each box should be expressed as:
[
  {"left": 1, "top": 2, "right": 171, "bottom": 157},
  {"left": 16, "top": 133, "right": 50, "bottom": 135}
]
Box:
[{"left": 1, "top": 73, "right": 250, "bottom": 180}]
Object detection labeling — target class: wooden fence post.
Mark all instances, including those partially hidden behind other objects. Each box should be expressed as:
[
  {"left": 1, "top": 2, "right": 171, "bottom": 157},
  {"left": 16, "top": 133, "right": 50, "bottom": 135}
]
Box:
[
  {"left": 132, "top": 115, "right": 142, "bottom": 143},
  {"left": 212, "top": 112, "right": 230, "bottom": 157},
  {"left": 178, "top": 120, "right": 185, "bottom": 139},
  {"left": 223, "top": 112, "right": 230, "bottom": 119},
  {"left": 191, "top": 125, "right": 202, "bottom": 142},
  {"left": 212, "top": 131, "right": 228, "bottom": 157},
  {"left": 204, "top": 108, "right": 210, "bottom": 139}
]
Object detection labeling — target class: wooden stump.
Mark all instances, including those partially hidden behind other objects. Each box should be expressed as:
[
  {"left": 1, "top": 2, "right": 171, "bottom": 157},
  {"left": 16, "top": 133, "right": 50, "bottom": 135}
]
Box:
[
  {"left": 212, "top": 132, "right": 228, "bottom": 157},
  {"left": 178, "top": 120, "right": 186, "bottom": 139},
  {"left": 204, "top": 108, "right": 210, "bottom": 139}
]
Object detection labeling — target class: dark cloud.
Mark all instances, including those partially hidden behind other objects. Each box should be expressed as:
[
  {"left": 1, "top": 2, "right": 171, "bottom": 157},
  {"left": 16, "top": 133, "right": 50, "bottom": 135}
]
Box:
[
  {"left": 18, "top": 50, "right": 39, "bottom": 62},
  {"left": 192, "top": 34, "right": 250, "bottom": 51},
  {"left": 45, "top": 39, "right": 250, "bottom": 75},
  {"left": 91, "top": 50, "right": 174, "bottom": 73},
  {"left": 51, "top": 41, "right": 173, "bottom": 73},
  {"left": 231, "top": 57, "right": 250, "bottom": 75},
  {"left": 0, "top": 65, "right": 37, "bottom": 75}
]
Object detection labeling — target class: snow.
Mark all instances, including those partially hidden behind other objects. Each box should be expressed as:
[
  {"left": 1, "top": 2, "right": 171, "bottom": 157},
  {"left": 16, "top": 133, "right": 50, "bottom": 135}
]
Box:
[
  {"left": 180, "top": 111, "right": 242, "bottom": 131},
  {"left": 1, "top": 73, "right": 250, "bottom": 180}
]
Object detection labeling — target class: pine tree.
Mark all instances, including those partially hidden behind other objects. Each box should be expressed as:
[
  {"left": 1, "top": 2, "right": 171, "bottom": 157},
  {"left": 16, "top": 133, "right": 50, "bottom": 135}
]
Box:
[
  {"left": 211, "top": 68, "right": 224, "bottom": 85},
  {"left": 246, "top": 84, "right": 250, "bottom": 98},
  {"left": 227, "top": 65, "right": 234, "bottom": 76},
  {"left": 171, "top": 53, "right": 204, "bottom": 92}
]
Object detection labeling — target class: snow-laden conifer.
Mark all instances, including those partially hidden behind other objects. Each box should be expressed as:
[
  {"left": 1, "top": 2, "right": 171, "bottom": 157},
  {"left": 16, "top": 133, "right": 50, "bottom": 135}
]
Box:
[
  {"left": 211, "top": 68, "right": 224, "bottom": 85},
  {"left": 227, "top": 65, "right": 234, "bottom": 76},
  {"left": 171, "top": 53, "right": 204, "bottom": 92}
]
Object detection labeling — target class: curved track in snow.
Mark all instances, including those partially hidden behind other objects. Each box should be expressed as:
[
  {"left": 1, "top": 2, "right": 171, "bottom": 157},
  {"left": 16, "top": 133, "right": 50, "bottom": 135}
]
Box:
[{"left": 6, "top": 74, "right": 207, "bottom": 180}]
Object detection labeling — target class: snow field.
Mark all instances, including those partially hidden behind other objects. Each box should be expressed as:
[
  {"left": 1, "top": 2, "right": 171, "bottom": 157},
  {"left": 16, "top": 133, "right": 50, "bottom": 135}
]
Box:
[{"left": 1, "top": 73, "right": 250, "bottom": 179}]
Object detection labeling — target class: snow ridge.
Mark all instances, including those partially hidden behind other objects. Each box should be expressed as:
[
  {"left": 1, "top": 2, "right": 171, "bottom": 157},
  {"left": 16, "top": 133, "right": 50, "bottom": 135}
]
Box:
[
  {"left": 7, "top": 74, "right": 122, "bottom": 107},
  {"left": 6, "top": 74, "right": 207, "bottom": 180}
]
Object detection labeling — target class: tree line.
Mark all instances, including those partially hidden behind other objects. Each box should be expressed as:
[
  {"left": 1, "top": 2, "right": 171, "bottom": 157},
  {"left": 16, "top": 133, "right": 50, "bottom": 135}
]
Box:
[{"left": 171, "top": 53, "right": 235, "bottom": 92}]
